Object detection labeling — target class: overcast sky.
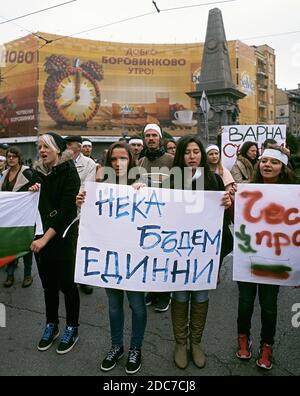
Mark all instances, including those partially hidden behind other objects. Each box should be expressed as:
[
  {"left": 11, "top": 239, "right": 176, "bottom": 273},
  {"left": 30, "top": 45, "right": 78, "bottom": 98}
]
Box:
[{"left": 1, "top": 0, "right": 299, "bottom": 89}]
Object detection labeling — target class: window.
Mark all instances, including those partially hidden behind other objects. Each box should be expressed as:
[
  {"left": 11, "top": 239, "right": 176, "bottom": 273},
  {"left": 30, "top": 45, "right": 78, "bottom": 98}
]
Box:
[{"left": 270, "top": 110, "right": 274, "bottom": 120}]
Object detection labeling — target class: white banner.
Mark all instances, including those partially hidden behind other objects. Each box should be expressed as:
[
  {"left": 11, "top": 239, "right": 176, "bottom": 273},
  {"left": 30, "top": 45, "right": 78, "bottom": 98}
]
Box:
[
  {"left": 221, "top": 125, "right": 286, "bottom": 171},
  {"left": 75, "top": 182, "right": 225, "bottom": 291},
  {"left": 233, "top": 184, "right": 300, "bottom": 286}
]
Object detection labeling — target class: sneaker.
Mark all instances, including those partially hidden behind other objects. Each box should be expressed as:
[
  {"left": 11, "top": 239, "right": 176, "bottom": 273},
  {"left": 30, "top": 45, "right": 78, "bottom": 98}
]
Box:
[
  {"left": 100, "top": 346, "right": 124, "bottom": 372},
  {"left": 38, "top": 323, "right": 59, "bottom": 351},
  {"left": 126, "top": 347, "right": 142, "bottom": 375},
  {"left": 22, "top": 275, "right": 33, "bottom": 288},
  {"left": 154, "top": 297, "right": 170, "bottom": 312},
  {"left": 145, "top": 293, "right": 157, "bottom": 306},
  {"left": 56, "top": 325, "right": 79, "bottom": 354},
  {"left": 256, "top": 343, "right": 273, "bottom": 370},
  {"left": 236, "top": 334, "right": 252, "bottom": 360}
]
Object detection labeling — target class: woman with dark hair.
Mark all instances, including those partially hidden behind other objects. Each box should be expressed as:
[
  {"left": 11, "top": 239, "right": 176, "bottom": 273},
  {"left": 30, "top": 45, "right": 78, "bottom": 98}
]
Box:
[
  {"left": 76, "top": 141, "right": 146, "bottom": 375},
  {"left": 164, "top": 139, "right": 177, "bottom": 157},
  {"left": 29, "top": 132, "right": 81, "bottom": 355},
  {"left": 102, "top": 142, "right": 137, "bottom": 184},
  {"left": 231, "top": 141, "right": 259, "bottom": 183},
  {"left": 0, "top": 146, "right": 34, "bottom": 288},
  {"left": 170, "top": 135, "right": 232, "bottom": 370},
  {"left": 235, "top": 145, "right": 296, "bottom": 370}
]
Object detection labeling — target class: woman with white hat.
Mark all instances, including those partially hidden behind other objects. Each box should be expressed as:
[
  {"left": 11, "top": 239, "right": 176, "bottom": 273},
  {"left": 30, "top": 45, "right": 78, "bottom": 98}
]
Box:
[{"left": 206, "top": 144, "right": 236, "bottom": 197}]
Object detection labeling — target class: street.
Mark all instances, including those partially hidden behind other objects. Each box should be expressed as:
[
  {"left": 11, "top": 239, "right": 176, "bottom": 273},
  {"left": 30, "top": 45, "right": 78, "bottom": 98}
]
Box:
[{"left": 0, "top": 254, "right": 299, "bottom": 376}]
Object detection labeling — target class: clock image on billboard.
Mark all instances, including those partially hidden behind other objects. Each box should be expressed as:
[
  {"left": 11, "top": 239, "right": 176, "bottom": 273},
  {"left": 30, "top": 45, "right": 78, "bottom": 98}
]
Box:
[{"left": 43, "top": 55, "right": 103, "bottom": 126}]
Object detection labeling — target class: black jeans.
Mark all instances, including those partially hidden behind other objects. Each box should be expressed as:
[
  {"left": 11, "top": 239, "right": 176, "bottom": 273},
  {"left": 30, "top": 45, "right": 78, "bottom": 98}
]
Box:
[
  {"left": 237, "top": 282, "right": 279, "bottom": 345},
  {"left": 35, "top": 252, "right": 80, "bottom": 327}
]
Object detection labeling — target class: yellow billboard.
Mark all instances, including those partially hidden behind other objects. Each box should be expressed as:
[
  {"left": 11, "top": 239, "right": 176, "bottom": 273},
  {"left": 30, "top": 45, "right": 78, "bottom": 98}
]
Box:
[
  {"left": 0, "top": 32, "right": 259, "bottom": 138},
  {"left": 0, "top": 35, "right": 38, "bottom": 137}
]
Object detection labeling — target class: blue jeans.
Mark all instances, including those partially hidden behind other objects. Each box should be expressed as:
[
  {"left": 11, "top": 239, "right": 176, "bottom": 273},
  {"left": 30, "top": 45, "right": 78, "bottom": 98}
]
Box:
[
  {"left": 105, "top": 288, "right": 147, "bottom": 349},
  {"left": 172, "top": 290, "right": 209, "bottom": 303},
  {"left": 237, "top": 282, "right": 279, "bottom": 345},
  {"left": 6, "top": 252, "right": 33, "bottom": 277}
]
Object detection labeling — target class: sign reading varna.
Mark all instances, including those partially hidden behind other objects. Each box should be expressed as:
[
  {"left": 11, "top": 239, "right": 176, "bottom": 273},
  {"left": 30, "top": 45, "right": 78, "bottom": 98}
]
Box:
[
  {"left": 221, "top": 124, "right": 286, "bottom": 171},
  {"left": 75, "top": 182, "right": 225, "bottom": 291}
]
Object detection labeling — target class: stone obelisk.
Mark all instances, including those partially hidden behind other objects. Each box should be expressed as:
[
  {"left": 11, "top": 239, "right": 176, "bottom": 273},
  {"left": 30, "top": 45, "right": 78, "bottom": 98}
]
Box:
[{"left": 187, "top": 8, "right": 245, "bottom": 142}]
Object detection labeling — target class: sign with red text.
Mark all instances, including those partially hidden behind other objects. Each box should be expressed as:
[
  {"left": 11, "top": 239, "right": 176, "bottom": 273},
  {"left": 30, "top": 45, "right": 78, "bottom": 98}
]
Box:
[
  {"left": 75, "top": 182, "right": 225, "bottom": 291},
  {"left": 221, "top": 125, "right": 286, "bottom": 171},
  {"left": 233, "top": 184, "right": 300, "bottom": 286}
]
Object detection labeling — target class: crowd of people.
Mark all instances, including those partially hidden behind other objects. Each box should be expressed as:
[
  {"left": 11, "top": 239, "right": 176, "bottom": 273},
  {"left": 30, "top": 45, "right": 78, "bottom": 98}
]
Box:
[{"left": 0, "top": 126, "right": 299, "bottom": 374}]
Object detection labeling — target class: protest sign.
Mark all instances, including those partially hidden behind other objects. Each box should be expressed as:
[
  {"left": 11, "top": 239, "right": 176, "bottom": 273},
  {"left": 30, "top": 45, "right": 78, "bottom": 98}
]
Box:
[
  {"left": 221, "top": 125, "right": 286, "bottom": 171},
  {"left": 75, "top": 182, "right": 225, "bottom": 291},
  {"left": 233, "top": 184, "right": 300, "bottom": 286}
]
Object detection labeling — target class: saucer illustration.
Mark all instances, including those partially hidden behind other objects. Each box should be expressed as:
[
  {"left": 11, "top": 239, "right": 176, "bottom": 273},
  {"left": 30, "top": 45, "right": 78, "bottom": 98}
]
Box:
[{"left": 172, "top": 120, "right": 198, "bottom": 127}]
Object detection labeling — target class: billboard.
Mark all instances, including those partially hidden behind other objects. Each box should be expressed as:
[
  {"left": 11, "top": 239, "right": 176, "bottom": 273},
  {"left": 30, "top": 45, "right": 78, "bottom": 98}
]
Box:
[
  {"left": 1, "top": 33, "right": 260, "bottom": 138},
  {"left": 0, "top": 35, "right": 38, "bottom": 137},
  {"left": 38, "top": 35, "right": 202, "bottom": 135}
]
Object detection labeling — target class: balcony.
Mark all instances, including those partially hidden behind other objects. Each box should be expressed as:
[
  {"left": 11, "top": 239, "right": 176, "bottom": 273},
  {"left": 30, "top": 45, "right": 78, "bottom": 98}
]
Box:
[
  {"left": 258, "top": 100, "right": 267, "bottom": 108},
  {"left": 257, "top": 68, "right": 267, "bottom": 76},
  {"left": 258, "top": 83, "right": 267, "bottom": 91}
]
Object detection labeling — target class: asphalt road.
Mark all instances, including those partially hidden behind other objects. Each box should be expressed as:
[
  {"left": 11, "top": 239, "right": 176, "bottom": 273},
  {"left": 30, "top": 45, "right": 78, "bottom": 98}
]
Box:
[{"left": 0, "top": 254, "right": 299, "bottom": 377}]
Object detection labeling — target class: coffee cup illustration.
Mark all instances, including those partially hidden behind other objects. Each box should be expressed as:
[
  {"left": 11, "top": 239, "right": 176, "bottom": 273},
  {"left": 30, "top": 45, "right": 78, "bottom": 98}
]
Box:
[{"left": 174, "top": 110, "right": 193, "bottom": 124}]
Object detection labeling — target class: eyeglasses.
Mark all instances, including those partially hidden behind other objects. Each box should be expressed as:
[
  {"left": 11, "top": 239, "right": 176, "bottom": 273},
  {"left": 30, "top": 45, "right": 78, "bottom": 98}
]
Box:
[{"left": 7, "top": 154, "right": 17, "bottom": 159}]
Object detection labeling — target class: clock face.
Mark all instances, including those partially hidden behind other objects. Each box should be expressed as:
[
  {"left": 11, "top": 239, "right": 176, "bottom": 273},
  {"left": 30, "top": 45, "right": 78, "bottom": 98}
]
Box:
[{"left": 55, "top": 72, "right": 100, "bottom": 123}]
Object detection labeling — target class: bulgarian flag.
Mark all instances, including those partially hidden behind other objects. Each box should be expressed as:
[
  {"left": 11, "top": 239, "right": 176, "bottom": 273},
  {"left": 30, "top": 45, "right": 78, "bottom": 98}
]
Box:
[{"left": 0, "top": 191, "right": 39, "bottom": 268}]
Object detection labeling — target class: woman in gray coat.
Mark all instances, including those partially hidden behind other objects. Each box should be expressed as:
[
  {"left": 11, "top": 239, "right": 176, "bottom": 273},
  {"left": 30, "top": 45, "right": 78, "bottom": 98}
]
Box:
[{"left": 231, "top": 141, "right": 259, "bottom": 183}]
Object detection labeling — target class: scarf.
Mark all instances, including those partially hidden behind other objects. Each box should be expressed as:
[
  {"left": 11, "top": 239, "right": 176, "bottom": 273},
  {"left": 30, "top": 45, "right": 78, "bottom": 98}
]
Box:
[{"left": 144, "top": 146, "right": 166, "bottom": 161}]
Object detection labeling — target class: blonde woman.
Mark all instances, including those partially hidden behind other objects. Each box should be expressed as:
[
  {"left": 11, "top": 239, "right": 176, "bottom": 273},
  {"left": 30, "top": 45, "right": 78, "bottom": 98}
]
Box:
[{"left": 29, "top": 132, "right": 81, "bottom": 355}]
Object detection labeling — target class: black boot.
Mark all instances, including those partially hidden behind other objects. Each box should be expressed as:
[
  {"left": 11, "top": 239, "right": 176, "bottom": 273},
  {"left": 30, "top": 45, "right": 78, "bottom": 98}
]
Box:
[{"left": 79, "top": 284, "right": 93, "bottom": 294}]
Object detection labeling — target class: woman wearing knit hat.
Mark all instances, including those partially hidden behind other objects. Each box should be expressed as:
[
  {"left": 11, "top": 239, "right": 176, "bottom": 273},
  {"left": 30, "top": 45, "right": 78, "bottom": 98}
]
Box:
[
  {"left": 205, "top": 144, "right": 235, "bottom": 283},
  {"left": 29, "top": 132, "right": 81, "bottom": 355},
  {"left": 206, "top": 144, "right": 236, "bottom": 196},
  {"left": 235, "top": 145, "right": 296, "bottom": 371}
]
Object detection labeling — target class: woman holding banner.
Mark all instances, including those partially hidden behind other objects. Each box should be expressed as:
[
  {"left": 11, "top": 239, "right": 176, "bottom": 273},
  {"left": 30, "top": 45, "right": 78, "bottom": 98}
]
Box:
[
  {"left": 170, "top": 135, "right": 232, "bottom": 370},
  {"left": 235, "top": 145, "right": 296, "bottom": 370},
  {"left": 76, "top": 142, "right": 147, "bottom": 375},
  {"left": 29, "top": 132, "right": 81, "bottom": 355},
  {"left": 231, "top": 141, "right": 259, "bottom": 183}
]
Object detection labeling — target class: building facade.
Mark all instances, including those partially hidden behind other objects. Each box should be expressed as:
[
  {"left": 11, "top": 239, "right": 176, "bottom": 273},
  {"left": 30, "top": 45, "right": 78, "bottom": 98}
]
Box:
[
  {"left": 252, "top": 45, "right": 276, "bottom": 125},
  {"left": 276, "top": 85, "right": 300, "bottom": 136}
]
